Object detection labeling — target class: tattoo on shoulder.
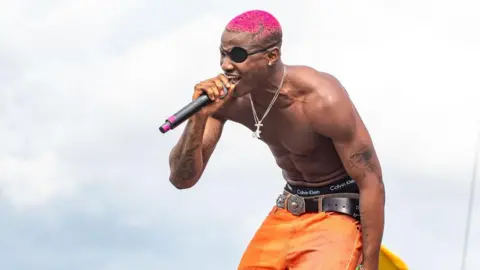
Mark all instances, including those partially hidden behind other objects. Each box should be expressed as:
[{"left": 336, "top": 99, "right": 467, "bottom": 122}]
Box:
[{"left": 348, "top": 145, "right": 376, "bottom": 174}]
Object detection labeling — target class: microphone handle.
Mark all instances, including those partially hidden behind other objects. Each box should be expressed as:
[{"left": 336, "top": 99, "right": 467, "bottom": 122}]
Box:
[
  {"left": 159, "top": 85, "right": 229, "bottom": 134},
  {"left": 159, "top": 94, "right": 212, "bottom": 133},
  {"left": 174, "top": 94, "right": 212, "bottom": 125}
]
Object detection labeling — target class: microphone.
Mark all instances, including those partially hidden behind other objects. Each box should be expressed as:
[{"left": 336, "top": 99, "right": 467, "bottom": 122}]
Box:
[{"left": 159, "top": 85, "right": 228, "bottom": 133}]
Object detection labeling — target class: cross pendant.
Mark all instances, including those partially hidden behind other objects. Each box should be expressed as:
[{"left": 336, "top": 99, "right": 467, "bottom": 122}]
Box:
[{"left": 253, "top": 123, "right": 263, "bottom": 139}]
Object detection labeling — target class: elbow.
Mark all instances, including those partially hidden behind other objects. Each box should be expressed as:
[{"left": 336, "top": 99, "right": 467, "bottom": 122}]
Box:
[
  {"left": 357, "top": 174, "right": 385, "bottom": 195},
  {"left": 169, "top": 174, "right": 198, "bottom": 190},
  {"left": 167, "top": 162, "right": 204, "bottom": 190},
  {"left": 170, "top": 180, "right": 195, "bottom": 190},
  {"left": 371, "top": 177, "right": 385, "bottom": 194},
  {"left": 366, "top": 176, "right": 386, "bottom": 204}
]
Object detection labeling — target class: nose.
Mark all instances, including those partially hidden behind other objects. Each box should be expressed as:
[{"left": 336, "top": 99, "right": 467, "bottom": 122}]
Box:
[{"left": 221, "top": 56, "right": 235, "bottom": 73}]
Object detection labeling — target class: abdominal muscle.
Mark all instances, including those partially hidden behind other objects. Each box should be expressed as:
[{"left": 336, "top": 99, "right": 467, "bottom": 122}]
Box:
[
  {"left": 270, "top": 144, "right": 350, "bottom": 188},
  {"left": 218, "top": 88, "right": 349, "bottom": 187},
  {"left": 282, "top": 170, "right": 349, "bottom": 187}
]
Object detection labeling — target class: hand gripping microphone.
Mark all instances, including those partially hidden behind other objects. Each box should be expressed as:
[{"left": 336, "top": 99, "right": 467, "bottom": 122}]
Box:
[{"left": 159, "top": 85, "right": 228, "bottom": 133}]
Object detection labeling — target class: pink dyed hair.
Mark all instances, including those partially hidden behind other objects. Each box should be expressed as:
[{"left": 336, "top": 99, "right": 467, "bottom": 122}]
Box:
[{"left": 225, "top": 10, "right": 282, "bottom": 42}]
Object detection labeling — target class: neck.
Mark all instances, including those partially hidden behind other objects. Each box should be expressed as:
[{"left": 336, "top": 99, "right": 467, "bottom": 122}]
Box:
[{"left": 250, "top": 63, "right": 290, "bottom": 108}]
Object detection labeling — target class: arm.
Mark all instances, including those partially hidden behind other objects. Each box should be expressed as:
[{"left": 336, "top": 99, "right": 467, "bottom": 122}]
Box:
[
  {"left": 306, "top": 74, "right": 385, "bottom": 270},
  {"left": 168, "top": 114, "right": 225, "bottom": 189}
]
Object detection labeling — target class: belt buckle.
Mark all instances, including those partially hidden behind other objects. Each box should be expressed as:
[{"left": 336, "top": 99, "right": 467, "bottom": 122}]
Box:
[
  {"left": 276, "top": 194, "right": 287, "bottom": 208},
  {"left": 286, "top": 194, "right": 306, "bottom": 216}
]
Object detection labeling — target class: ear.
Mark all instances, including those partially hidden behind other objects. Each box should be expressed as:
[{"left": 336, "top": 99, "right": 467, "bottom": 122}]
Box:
[{"left": 266, "top": 47, "right": 280, "bottom": 65}]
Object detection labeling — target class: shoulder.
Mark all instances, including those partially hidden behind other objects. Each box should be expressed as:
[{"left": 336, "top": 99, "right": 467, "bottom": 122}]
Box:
[
  {"left": 290, "top": 66, "right": 357, "bottom": 139},
  {"left": 288, "top": 65, "right": 348, "bottom": 103}
]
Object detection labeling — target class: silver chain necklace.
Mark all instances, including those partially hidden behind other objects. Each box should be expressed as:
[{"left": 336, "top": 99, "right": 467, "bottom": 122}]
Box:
[{"left": 249, "top": 65, "right": 287, "bottom": 139}]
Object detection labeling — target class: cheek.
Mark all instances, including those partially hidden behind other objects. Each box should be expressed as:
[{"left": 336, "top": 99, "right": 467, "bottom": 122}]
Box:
[
  {"left": 241, "top": 63, "right": 265, "bottom": 80},
  {"left": 249, "top": 67, "right": 267, "bottom": 81}
]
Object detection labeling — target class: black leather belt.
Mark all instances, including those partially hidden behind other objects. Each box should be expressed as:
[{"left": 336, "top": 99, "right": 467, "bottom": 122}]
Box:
[{"left": 276, "top": 177, "right": 361, "bottom": 220}]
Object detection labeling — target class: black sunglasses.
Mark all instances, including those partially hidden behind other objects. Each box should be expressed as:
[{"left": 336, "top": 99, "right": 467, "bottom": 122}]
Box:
[{"left": 220, "top": 42, "right": 279, "bottom": 63}]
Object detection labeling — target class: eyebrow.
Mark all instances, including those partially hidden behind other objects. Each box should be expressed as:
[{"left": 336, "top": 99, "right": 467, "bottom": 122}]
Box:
[
  {"left": 219, "top": 45, "right": 239, "bottom": 52},
  {"left": 220, "top": 43, "right": 236, "bottom": 50},
  {"left": 219, "top": 44, "right": 255, "bottom": 52}
]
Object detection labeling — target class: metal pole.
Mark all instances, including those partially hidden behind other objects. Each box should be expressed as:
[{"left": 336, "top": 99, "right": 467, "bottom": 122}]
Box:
[{"left": 460, "top": 130, "right": 480, "bottom": 270}]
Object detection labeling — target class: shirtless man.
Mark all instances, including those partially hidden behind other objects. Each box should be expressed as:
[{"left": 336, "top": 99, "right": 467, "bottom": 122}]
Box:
[{"left": 168, "top": 10, "right": 385, "bottom": 270}]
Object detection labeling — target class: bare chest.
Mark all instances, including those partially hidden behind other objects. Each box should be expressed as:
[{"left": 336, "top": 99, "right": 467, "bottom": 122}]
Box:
[
  {"left": 224, "top": 99, "right": 320, "bottom": 155},
  {"left": 219, "top": 95, "right": 345, "bottom": 184}
]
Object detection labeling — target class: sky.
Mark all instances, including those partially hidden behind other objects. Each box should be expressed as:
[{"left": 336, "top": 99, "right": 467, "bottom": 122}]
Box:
[{"left": 1, "top": 0, "right": 480, "bottom": 269}]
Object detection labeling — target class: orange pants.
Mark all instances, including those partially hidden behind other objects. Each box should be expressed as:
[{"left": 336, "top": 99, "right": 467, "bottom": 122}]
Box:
[{"left": 238, "top": 206, "right": 363, "bottom": 270}]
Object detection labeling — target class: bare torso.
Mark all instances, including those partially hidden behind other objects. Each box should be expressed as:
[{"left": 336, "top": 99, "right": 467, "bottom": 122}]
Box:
[{"left": 217, "top": 65, "right": 348, "bottom": 187}]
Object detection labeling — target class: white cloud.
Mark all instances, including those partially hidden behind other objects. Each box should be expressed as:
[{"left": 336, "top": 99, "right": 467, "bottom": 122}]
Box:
[{"left": 0, "top": 151, "right": 77, "bottom": 209}]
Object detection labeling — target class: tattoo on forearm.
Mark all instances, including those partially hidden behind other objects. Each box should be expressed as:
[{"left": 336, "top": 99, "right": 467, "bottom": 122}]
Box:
[
  {"left": 170, "top": 121, "right": 204, "bottom": 183},
  {"left": 175, "top": 145, "right": 199, "bottom": 181},
  {"left": 349, "top": 145, "right": 385, "bottom": 265}
]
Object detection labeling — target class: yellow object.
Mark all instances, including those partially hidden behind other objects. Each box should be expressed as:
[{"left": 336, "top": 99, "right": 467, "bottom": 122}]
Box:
[{"left": 379, "top": 245, "right": 409, "bottom": 270}]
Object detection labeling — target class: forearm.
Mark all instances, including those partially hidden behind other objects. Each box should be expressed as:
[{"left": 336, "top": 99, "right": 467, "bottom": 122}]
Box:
[
  {"left": 359, "top": 179, "right": 385, "bottom": 269},
  {"left": 169, "top": 115, "right": 208, "bottom": 188}
]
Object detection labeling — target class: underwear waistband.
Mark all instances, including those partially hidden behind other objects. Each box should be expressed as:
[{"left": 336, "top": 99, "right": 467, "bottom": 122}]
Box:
[{"left": 284, "top": 176, "right": 359, "bottom": 197}]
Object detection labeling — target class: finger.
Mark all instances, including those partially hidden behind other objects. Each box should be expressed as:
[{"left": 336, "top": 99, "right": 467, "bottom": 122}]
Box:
[
  {"left": 193, "top": 88, "right": 201, "bottom": 99},
  {"left": 194, "top": 83, "right": 210, "bottom": 98},
  {"left": 209, "top": 85, "right": 218, "bottom": 100},
  {"left": 193, "top": 86, "right": 202, "bottom": 99},
  {"left": 223, "top": 84, "right": 235, "bottom": 100},
  {"left": 217, "top": 74, "right": 231, "bottom": 89},
  {"left": 213, "top": 79, "right": 225, "bottom": 97},
  {"left": 212, "top": 85, "right": 220, "bottom": 100},
  {"left": 201, "top": 83, "right": 214, "bottom": 100}
]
